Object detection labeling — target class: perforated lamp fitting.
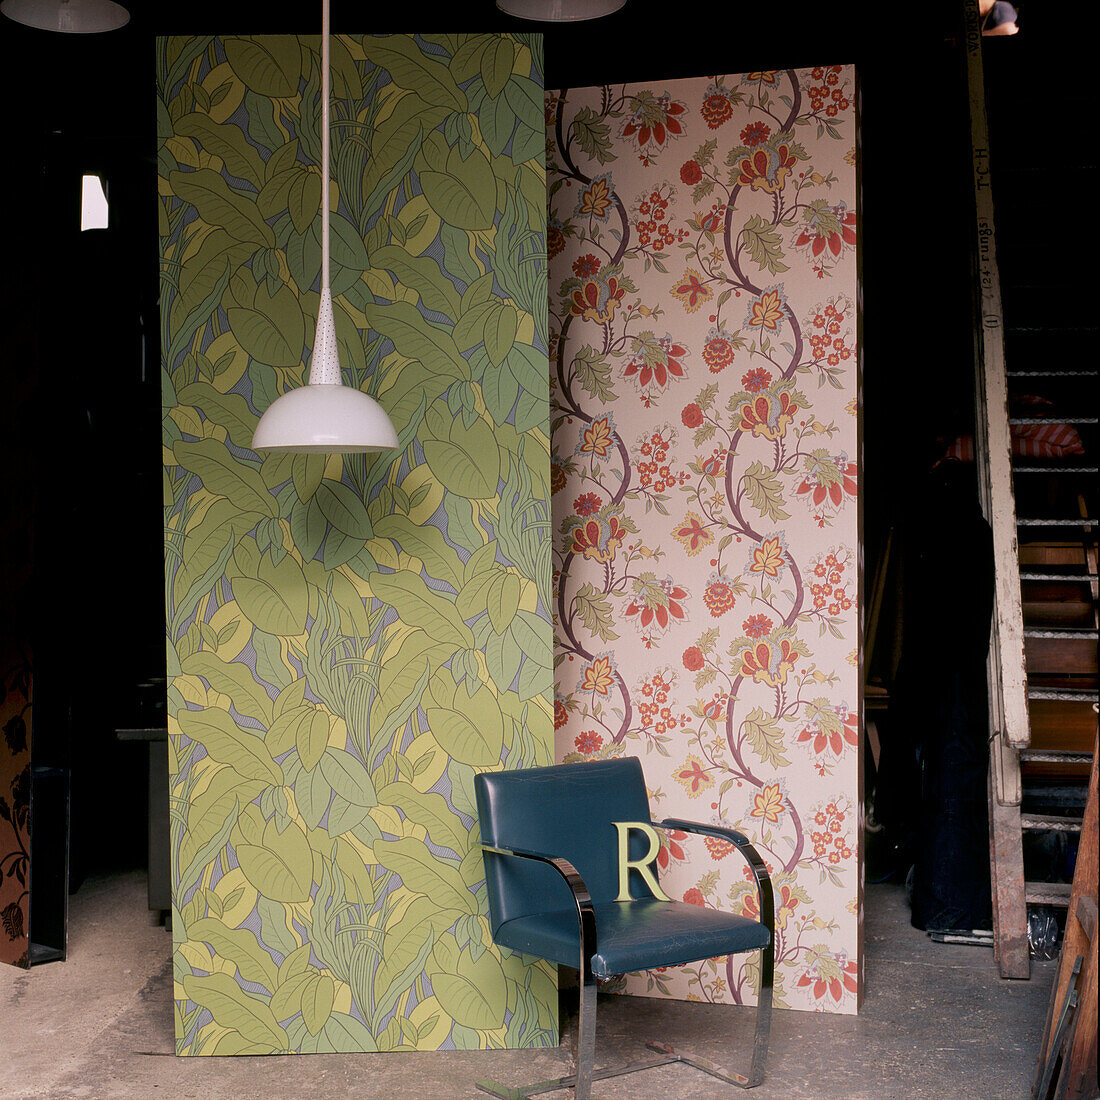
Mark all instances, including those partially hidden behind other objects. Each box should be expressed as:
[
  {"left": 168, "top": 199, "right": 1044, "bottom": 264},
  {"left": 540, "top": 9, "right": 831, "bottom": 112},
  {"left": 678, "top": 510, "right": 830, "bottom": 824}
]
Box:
[{"left": 252, "top": 0, "right": 398, "bottom": 455}]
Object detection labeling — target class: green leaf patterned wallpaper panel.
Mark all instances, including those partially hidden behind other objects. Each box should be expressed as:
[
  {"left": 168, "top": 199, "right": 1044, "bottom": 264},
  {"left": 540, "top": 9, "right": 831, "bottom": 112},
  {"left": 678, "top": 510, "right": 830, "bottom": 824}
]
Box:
[{"left": 158, "top": 32, "right": 554, "bottom": 1056}]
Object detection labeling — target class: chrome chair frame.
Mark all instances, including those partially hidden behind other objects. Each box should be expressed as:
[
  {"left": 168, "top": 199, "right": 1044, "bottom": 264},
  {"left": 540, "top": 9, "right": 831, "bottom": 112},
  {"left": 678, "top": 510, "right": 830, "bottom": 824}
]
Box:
[{"left": 475, "top": 818, "right": 774, "bottom": 1099}]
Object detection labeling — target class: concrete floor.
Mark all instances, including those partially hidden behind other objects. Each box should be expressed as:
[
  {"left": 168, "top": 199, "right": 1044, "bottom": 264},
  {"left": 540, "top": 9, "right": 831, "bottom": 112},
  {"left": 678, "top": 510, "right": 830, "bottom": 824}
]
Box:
[{"left": 1, "top": 871, "right": 1054, "bottom": 1099}]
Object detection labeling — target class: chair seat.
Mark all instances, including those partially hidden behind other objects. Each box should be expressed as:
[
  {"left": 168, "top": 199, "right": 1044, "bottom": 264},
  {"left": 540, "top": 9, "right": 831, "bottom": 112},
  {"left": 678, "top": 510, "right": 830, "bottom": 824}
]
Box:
[{"left": 493, "top": 896, "right": 771, "bottom": 979}]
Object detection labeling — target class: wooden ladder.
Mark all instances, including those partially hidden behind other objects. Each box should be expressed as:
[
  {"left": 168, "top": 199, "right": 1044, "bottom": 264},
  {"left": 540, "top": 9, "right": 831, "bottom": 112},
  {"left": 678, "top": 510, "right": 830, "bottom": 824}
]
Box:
[{"left": 964, "top": 4, "right": 1099, "bottom": 979}]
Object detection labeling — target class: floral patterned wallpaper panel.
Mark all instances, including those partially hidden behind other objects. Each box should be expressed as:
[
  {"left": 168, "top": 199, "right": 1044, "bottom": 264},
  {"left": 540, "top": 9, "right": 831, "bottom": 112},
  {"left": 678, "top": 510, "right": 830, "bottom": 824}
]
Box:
[
  {"left": 0, "top": 644, "right": 31, "bottom": 969},
  {"left": 549, "top": 67, "right": 862, "bottom": 1013}
]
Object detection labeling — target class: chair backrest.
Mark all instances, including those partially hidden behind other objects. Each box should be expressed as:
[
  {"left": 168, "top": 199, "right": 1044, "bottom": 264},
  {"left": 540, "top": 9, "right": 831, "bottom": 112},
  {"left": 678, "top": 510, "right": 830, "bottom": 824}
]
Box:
[{"left": 475, "top": 757, "right": 656, "bottom": 931}]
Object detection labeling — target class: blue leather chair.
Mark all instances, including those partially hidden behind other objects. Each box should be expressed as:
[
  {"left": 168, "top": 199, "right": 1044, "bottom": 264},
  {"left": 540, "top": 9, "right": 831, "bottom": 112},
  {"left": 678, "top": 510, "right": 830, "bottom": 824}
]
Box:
[{"left": 474, "top": 756, "right": 774, "bottom": 1097}]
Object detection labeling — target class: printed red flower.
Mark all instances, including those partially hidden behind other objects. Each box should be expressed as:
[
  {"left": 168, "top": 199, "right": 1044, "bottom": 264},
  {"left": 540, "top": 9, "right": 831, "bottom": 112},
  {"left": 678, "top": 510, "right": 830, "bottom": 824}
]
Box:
[
  {"left": 697, "top": 207, "right": 723, "bottom": 233},
  {"left": 795, "top": 204, "right": 857, "bottom": 259},
  {"left": 572, "top": 253, "right": 601, "bottom": 277},
  {"left": 738, "top": 143, "right": 797, "bottom": 194},
  {"left": 740, "top": 121, "right": 771, "bottom": 147},
  {"left": 738, "top": 390, "right": 799, "bottom": 441},
  {"left": 621, "top": 93, "right": 686, "bottom": 150},
  {"left": 624, "top": 338, "right": 687, "bottom": 390},
  {"left": 554, "top": 696, "right": 568, "bottom": 729},
  {"left": 682, "top": 646, "right": 705, "bottom": 671},
  {"left": 672, "top": 512, "right": 714, "bottom": 556},
  {"left": 570, "top": 514, "right": 626, "bottom": 564},
  {"left": 703, "top": 576, "right": 737, "bottom": 617},
  {"left": 681, "top": 403, "right": 704, "bottom": 429},
  {"left": 574, "top": 729, "right": 603, "bottom": 755},
  {"left": 702, "top": 696, "right": 725, "bottom": 721},
  {"left": 796, "top": 460, "right": 858, "bottom": 507},
  {"left": 570, "top": 272, "right": 627, "bottom": 324},
  {"left": 699, "top": 451, "right": 724, "bottom": 477},
  {"left": 550, "top": 455, "right": 567, "bottom": 494},
  {"left": 741, "top": 367, "right": 772, "bottom": 393},
  {"left": 739, "top": 638, "right": 797, "bottom": 687},
  {"left": 548, "top": 220, "right": 566, "bottom": 259},
  {"left": 573, "top": 492, "right": 602, "bottom": 517},
  {"left": 775, "top": 884, "right": 800, "bottom": 930},
  {"left": 798, "top": 709, "right": 859, "bottom": 756},
  {"left": 674, "top": 754, "right": 713, "bottom": 796},
  {"left": 797, "top": 960, "right": 858, "bottom": 1002},
  {"left": 625, "top": 583, "right": 688, "bottom": 631},
  {"left": 701, "top": 91, "right": 734, "bottom": 128},
  {"left": 742, "top": 614, "right": 773, "bottom": 639},
  {"left": 705, "top": 835, "right": 735, "bottom": 860},
  {"left": 702, "top": 330, "right": 737, "bottom": 372},
  {"left": 657, "top": 829, "right": 687, "bottom": 870},
  {"left": 670, "top": 269, "right": 712, "bottom": 313},
  {"left": 680, "top": 159, "right": 703, "bottom": 186},
  {"left": 683, "top": 887, "right": 706, "bottom": 907}
]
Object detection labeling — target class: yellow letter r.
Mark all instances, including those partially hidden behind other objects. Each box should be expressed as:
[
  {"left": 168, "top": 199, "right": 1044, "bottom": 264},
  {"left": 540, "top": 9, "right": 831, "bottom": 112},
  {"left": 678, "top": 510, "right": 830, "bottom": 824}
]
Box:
[{"left": 613, "top": 821, "right": 672, "bottom": 902}]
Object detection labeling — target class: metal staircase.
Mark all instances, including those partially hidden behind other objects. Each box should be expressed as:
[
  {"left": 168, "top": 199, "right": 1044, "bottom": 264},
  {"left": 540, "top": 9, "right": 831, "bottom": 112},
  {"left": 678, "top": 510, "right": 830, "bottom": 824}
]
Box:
[{"left": 964, "top": 5, "right": 1099, "bottom": 979}]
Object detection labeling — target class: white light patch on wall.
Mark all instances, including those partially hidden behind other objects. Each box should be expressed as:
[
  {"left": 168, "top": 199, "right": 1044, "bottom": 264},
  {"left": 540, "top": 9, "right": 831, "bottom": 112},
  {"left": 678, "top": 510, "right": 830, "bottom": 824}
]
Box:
[{"left": 81, "top": 175, "right": 108, "bottom": 231}]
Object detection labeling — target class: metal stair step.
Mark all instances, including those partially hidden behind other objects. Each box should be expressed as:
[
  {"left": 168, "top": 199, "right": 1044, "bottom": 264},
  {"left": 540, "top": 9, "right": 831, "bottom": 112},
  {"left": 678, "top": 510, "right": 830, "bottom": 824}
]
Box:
[
  {"left": 1019, "top": 571, "right": 1099, "bottom": 581},
  {"left": 1024, "top": 628, "right": 1099, "bottom": 639},
  {"left": 1026, "top": 686, "right": 1099, "bottom": 703},
  {"left": 1007, "top": 369, "right": 1098, "bottom": 378},
  {"left": 1013, "top": 467, "right": 1098, "bottom": 475},
  {"left": 1008, "top": 417, "right": 1098, "bottom": 426},
  {"left": 1020, "top": 749, "right": 1095, "bottom": 766},
  {"left": 1021, "top": 813, "right": 1083, "bottom": 832},
  {"left": 1017, "top": 518, "right": 1098, "bottom": 528}
]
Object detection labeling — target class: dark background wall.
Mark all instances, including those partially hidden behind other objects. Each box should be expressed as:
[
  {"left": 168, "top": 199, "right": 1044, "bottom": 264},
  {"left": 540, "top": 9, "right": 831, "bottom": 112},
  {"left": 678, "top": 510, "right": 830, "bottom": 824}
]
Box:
[{"left": 0, "top": 0, "right": 1043, "bottom": 886}]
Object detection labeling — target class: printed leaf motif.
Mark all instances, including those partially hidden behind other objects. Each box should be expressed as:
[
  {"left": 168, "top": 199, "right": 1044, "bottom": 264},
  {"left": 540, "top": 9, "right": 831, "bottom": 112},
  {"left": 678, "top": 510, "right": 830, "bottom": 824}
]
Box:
[
  {"left": 181, "top": 972, "right": 287, "bottom": 1049},
  {"left": 480, "top": 37, "right": 514, "bottom": 99},
  {"left": 422, "top": 418, "right": 501, "bottom": 501},
  {"left": 575, "top": 582, "right": 619, "bottom": 642},
  {"left": 432, "top": 947, "right": 508, "bottom": 1030},
  {"left": 570, "top": 106, "right": 615, "bottom": 165},
  {"left": 742, "top": 707, "right": 791, "bottom": 769},
  {"left": 319, "top": 748, "right": 377, "bottom": 808},
  {"left": 227, "top": 282, "right": 305, "bottom": 368},
  {"left": 364, "top": 301, "right": 470, "bottom": 381},
  {"left": 743, "top": 461, "right": 790, "bottom": 522},
  {"left": 571, "top": 345, "right": 615, "bottom": 404},
  {"left": 364, "top": 37, "right": 466, "bottom": 111},
  {"left": 169, "top": 168, "right": 275, "bottom": 247},
  {"left": 180, "top": 650, "right": 274, "bottom": 727},
  {"left": 233, "top": 551, "right": 308, "bottom": 637},
  {"left": 373, "top": 837, "right": 478, "bottom": 915},
  {"left": 174, "top": 113, "right": 267, "bottom": 189},
  {"left": 177, "top": 707, "right": 282, "bottom": 786},
  {"left": 419, "top": 146, "right": 496, "bottom": 231},
  {"left": 741, "top": 214, "right": 790, "bottom": 275},
  {"left": 173, "top": 439, "right": 277, "bottom": 518},
  {"left": 223, "top": 36, "right": 301, "bottom": 97},
  {"left": 235, "top": 818, "right": 314, "bottom": 903},
  {"left": 370, "top": 571, "right": 473, "bottom": 651}
]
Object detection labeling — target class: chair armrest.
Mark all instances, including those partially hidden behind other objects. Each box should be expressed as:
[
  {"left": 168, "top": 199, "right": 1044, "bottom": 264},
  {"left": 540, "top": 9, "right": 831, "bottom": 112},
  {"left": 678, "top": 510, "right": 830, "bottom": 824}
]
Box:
[
  {"left": 654, "top": 819, "right": 774, "bottom": 933},
  {"left": 482, "top": 844, "right": 598, "bottom": 978}
]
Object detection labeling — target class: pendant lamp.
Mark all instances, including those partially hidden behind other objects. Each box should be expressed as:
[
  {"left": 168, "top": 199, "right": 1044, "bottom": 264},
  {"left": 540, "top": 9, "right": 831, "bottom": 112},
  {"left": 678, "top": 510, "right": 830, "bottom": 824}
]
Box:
[
  {"left": 0, "top": 0, "right": 129, "bottom": 32},
  {"left": 252, "top": 0, "right": 399, "bottom": 454},
  {"left": 496, "top": 0, "right": 626, "bottom": 20}
]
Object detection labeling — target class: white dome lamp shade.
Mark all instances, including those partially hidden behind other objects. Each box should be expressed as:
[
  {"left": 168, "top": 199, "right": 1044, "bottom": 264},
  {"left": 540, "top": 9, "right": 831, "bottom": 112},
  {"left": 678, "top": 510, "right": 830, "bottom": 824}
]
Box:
[
  {"left": 252, "top": 0, "right": 398, "bottom": 455},
  {"left": 496, "top": 0, "right": 626, "bottom": 20},
  {"left": 0, "top": 0, "right": 129, "bottom": 32}
]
